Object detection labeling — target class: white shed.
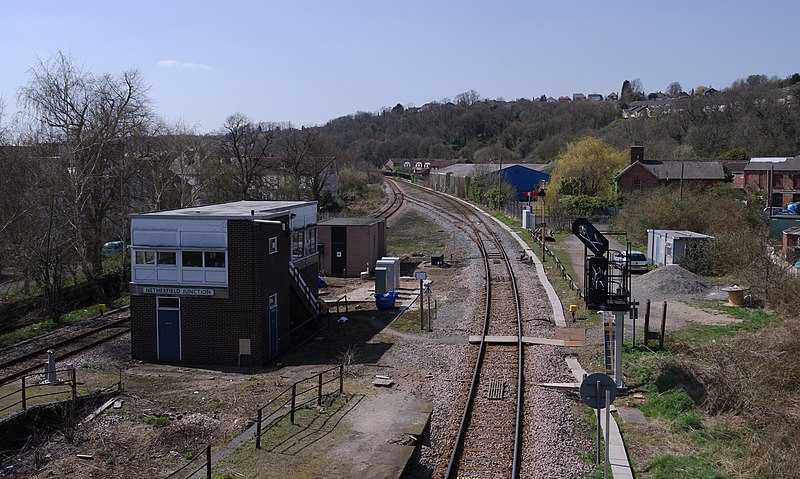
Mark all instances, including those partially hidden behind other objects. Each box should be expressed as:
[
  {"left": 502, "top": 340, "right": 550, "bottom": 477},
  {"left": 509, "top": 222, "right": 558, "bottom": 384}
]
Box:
[{"left": 646, "top": 230, "right": 715, "bottom": 266}]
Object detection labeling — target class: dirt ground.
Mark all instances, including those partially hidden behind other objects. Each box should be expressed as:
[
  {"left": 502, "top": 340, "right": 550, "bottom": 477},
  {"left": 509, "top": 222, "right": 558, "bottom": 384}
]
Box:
[
  {"left": 1, "top": 197, "right": 468, "bottom": 478},
  {"left": 560, "top": 230, "right": 738, "bottom": 332}
]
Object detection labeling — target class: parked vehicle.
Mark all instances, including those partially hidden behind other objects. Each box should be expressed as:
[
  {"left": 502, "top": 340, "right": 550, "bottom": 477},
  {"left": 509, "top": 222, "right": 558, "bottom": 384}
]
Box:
[
  {"left": 102, "top": 240, "right": 126, "bottom": 255},
  {"left": 614, "top": 250, "right": 648, "bottom": 273}
]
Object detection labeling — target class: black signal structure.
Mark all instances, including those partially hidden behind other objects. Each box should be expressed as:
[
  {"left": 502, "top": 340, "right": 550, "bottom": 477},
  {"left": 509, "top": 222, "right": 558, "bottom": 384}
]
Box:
[{"left": 571, "top": 218, "right": 631, "bottom": 311}]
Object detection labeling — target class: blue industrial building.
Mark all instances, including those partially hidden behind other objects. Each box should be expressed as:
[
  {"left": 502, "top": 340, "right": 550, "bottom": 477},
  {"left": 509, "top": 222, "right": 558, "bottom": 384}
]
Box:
[
  {"left": 430, "top": 163, "right": 551, "bottom": 201},
  {"left": 488, "top": 164, "right": 551, "bottom": 201}
]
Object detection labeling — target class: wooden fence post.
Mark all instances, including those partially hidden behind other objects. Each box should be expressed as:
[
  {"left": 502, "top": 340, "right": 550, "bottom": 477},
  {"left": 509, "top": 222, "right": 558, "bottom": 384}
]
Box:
[
  {"left": 339, "top": 365, "right": 344, "bottom": 394},
  {"left": 21, "top": 376, "right": 26, "bottom": 411},
  {"left": 317, "top": 373, "right": 323, "bottom": 406},
  {"left": 256, "top": 408, "right": 262, "bottom": 449},
  {"left": 644, "top": 299, "right": 651, "bottom": 347},
  {"left": 290, "top": 384, "right": 297, "bottom": 424}
]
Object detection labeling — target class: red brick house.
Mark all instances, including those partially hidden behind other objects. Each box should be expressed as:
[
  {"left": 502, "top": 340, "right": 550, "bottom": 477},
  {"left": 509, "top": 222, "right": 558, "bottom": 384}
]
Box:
[
  {"left": 743, "top": 157, "right": 800, "bottom": 207},
  {"left": 616, "top": 146, "right": 726, "bottom": 193},
  {"left": 129, "top": 201, "right": 320, "bottom": 367}
]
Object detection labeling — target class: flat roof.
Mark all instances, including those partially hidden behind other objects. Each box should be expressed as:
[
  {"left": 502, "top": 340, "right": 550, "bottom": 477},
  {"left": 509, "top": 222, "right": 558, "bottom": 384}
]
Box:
[
  {"left": 131, "top": 200, "right": 316, "bottom": 219},
  {"left": 433, "top": 162, "right": 549, "bottom": 177},
  {"left": 319, "top": 217, "right": 384, "bottom": 226},
  {"left": 648, "top": 229, "right": 714, "bottom": 239}
]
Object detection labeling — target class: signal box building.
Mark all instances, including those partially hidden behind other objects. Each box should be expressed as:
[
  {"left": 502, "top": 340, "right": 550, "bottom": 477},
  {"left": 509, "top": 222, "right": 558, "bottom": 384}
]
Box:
[
  {"left": 129, "top": 201, "right": 320, "bottom": 367},
  {"left": 317, "top": 218, "right": 386, "bottom": 277}
]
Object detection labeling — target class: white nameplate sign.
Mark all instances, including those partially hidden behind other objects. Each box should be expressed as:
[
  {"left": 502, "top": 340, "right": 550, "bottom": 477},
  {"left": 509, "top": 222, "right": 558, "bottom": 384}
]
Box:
[{"left": 142, "top": 287, "right": 214, "bottom": 296}]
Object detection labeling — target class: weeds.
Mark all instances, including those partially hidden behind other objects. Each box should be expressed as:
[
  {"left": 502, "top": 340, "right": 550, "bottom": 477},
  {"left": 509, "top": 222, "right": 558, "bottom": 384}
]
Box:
[
  {"left": 143, "top": 415, "right": 170, "bottom": 428},
  {"left": 641, "top": 390, "right": 703, "bottom": 431},
  {"left": 644, "top": 455, "right": 725, "bottom": 479}
]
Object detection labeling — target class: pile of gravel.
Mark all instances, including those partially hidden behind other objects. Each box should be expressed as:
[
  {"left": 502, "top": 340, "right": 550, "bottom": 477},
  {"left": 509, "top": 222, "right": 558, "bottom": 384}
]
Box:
[{"left": 634, "top": 264, "right": 711, "bottom": 300}]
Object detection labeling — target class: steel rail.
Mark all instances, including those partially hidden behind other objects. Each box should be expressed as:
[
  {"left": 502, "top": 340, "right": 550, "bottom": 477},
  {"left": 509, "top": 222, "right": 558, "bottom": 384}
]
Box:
[
  {"left": 393, "top": 178, "right": 524, "bottom": 478},
  {"left": 372, "top": 178, "right": 404, "bottom": 219},
  {"left": 0, "top": 316, "right": 131, "bottom": 385}
]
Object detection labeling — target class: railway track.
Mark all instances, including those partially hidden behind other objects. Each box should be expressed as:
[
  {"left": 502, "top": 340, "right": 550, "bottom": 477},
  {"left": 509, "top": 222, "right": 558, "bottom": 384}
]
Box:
[
  {"left": 0, "top": 313, "right": 131, "bottom": 385},
  {"left": 390, "top": 178, "right": 526, "bottom": 478},
  {"left": 372, "top": 177, "right": 404, "bottom": 219}
]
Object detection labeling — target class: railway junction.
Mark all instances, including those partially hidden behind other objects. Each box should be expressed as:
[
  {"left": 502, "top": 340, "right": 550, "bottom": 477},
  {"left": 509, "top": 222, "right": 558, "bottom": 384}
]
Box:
[{"left": 0, "top": 178, "right": 722, "bottom": 478}]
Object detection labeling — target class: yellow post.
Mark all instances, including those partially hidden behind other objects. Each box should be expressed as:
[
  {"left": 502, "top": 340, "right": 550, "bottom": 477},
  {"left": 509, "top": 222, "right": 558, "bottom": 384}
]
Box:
[{"left": 98, "top": 303, "right": 107, "bottom": 315}]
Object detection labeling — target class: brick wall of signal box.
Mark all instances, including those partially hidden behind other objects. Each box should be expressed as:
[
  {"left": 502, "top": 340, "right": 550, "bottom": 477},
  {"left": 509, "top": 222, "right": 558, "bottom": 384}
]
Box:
[{"left": 131, "top": 216, "right": 290, "bottom": 366}]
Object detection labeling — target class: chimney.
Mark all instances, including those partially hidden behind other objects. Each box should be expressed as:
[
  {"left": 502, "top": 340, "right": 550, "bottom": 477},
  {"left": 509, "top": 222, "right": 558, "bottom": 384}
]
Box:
[{"left": 630, "top": 145, "right": 644, "bottom": 165}]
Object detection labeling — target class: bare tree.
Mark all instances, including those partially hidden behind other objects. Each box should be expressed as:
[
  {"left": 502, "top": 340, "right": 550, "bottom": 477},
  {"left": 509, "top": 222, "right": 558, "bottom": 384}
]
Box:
[
  {"left": 19, "top": 51, "right": 153, "bottom": 299},
  {"left": 630, "top": 78, "right": 644, "bottom": 96},
  {"left": 218, "top": 113, "right": 276, "bottom": 200},
  {"left": 20, "top": 195, "right": 74, "bottom": 322},
  {"left": 666, "top": 81, "right": 683, "bottom": 97},
  {"left": 455, "top": 90, "right": 481, "bottom": 106},
  {"left": 276, "top": 128, "right": 338, "bottom": 202},
  {"left": 133, "top": 121, "right": 222, "bottom": 211}
]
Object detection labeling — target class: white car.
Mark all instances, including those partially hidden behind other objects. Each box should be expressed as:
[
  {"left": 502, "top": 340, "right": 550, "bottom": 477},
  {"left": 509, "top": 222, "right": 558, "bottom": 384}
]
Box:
[{"left": 614, "top": 250, "right": 648, "bottom": 273}]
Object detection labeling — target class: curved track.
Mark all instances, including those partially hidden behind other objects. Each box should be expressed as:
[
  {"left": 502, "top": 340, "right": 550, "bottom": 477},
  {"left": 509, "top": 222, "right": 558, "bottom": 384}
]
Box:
[
  {"left": 372, "top": 177, "right": 405, "bottom": 219},
  {"left": 390, "top": 178, "right": 526, "bottom": 478}
]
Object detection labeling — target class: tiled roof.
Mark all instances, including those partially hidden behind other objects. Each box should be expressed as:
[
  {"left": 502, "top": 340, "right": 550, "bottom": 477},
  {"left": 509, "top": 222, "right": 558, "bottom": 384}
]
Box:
[
  {"left": 642, "top": 160, "right": 725, "bottom": 180},
  {"left": 618, "top": 160, "right": 725, "bottom": 180}
]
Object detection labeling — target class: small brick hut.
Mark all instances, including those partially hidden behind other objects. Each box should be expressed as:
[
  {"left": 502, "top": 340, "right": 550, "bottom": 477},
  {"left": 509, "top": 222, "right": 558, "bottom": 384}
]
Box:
[{"left": 317, "top": 218, "right": 386, "bottom": 277}]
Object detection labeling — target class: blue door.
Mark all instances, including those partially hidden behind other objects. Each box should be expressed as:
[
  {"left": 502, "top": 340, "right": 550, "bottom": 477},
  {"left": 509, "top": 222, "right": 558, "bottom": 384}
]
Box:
[
  {"left": 269, "top": 294, "right": 278, "bottom": 359},
  {"left": 157, "top": 297, "right": 181, "bottom": 361}
]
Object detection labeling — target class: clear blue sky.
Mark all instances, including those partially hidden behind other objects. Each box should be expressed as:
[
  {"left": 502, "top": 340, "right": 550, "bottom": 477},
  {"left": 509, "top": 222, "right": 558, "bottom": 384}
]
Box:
[{"left": 1, "top": 1, "right": 798, "bottom": 133}]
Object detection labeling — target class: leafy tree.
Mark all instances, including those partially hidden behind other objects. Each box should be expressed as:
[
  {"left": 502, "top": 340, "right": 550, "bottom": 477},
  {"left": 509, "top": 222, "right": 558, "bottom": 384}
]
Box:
[
  {"left": 671, "top": 144, "right": 699, "bottom": 160},
  {"left": 620, "top": 80, "right": 633, "bottom": 106},
  {"left": 716, "top": 147, "right": 749, "bottom": 162},
  {"left": 549, "top": 137, "right": 627, "bottom": 199}
]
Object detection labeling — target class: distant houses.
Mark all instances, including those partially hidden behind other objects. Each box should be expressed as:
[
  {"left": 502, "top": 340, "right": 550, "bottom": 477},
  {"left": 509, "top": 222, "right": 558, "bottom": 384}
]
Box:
[{"left": 536, "top": 91, "right": 617, "bottom": 103}]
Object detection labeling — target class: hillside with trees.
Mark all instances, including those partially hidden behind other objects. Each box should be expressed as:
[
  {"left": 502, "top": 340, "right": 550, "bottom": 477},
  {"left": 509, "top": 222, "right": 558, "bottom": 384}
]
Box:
[
  {"left": 319, "top": 75, "right": 800, "bottom": 167},
  {"left": 0, "top": 51, "right": 798, "bottom": 318}
]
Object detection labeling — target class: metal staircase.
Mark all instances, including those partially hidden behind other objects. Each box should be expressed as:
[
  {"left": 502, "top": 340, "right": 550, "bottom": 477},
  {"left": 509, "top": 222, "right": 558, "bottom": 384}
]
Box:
[{"left": 288, "top": 262, "right": 320, "bottom": 315}]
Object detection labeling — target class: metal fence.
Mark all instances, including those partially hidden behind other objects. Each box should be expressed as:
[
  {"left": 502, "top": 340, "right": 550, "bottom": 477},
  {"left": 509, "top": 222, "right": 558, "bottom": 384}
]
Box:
[
  {"left": 255, "top": 364, "right": 344, "bottom": 449},
  {"left": 0, "top": 367, "right": 80, "bottom": 415},
  {"left": 530, "top": 228, "right": 583, "bottom": 299}
]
